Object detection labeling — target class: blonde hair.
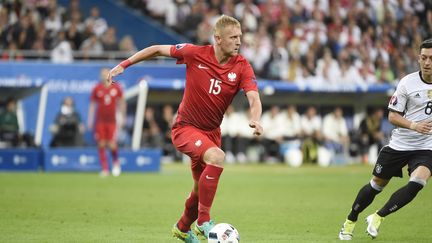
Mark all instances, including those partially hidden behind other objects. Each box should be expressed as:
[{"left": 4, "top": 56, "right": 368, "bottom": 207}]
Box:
[{"left": 214, "top": 15, "right": 241, "bottom": 36}]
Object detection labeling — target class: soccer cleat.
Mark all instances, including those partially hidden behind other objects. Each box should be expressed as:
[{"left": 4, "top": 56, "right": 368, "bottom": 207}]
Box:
[
  {"left": 112, "top": 163, "right": 121, "bottom": 177},
  {"left": 171, "top": 224, "right": 199, "bottom": 243},
  {"left": 194, "top": 220, "right": 215, "bottom": 240},
  {"left": 366, "top": 212, "right": 384, "bottom": 239},
  {"left": 338, "top": 219, "right": 356, "bottom": 240}
]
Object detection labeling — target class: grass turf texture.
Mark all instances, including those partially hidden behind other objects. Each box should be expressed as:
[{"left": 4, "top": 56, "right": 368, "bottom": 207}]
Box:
[{"left": 1, "top": 164, "right": 431, "bottom": 243}]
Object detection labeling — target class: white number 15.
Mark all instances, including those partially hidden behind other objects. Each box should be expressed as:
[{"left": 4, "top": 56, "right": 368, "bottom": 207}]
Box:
[{"left": 209, "top": 78, "right": 221, "bottom": 95}]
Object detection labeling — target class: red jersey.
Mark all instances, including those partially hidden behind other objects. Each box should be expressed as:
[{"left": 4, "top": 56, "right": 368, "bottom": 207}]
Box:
[
  {"left": 90, "top": 82, "right": 123, "bottom": 124},
  {"left": 170, "top": 44, "right": 258, "bottom": 131}
]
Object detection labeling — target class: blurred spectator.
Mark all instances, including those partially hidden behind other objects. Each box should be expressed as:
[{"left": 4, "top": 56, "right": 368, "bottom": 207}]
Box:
[
  {"left": 278, "top": 105, "right": 303, "bottom": 166},
  {"left": 322, "top": 107, "right": 349, "bottom": 156},
  {"left": 196, "top": 8, "right": 219, "bottom": 45},
  {"left": 316, "top": 47, "right": 340, "bottom": 85},
  {"left": 80, "top": 33, "right": 103, "bottom": 58},
  {"left": 261, "top": 105, "right": 284, "bottom": 162},
  {"left": 221, "top": 105, "right": 236, "bottom": 163},
  {"left": 47, "top": 0, "right": 65, "bottom": 21},
  {"left": 358, "top": 108, "right": 385, "bottom": 164},
  {"left": 0, "top": 97, "right": 19, "bottom": 147},
  {"left": 2, "top": 42, "right": 23, "bottom": 60},
  {"left": 279, "top": 105, "right": 302, "bottom": 141},
  {"left": 177, "top": 2, "right": 204, "bottom": 42},
  {"left": 158, "top": 104, "right": 177, "bottom": 160},
  {"left": 44, "top": 8, "right": 62, "bottom": 38},
  {"left": 33, "top": 21, "right": 51, "bottom": 50},
  {"left": 263, "top": 31, "right": 289, "bottom": 80},
  {"left": 8, "top": 13, "right": 36, "bottom": 49},
  {"left": 50, "top": 30, "right": 73, "bottom": 63},
  {"left": 146, "top": 0, "right": 177, "bottom": 27},
  {"left": 84, "top": 6, "right": 107, "bottom": 37},
  {"left": 242, "top": 23, "right": 272, "bottom": 76},
  {"left": 337, "top": 51, "right": 365, "bottom": 88},
  {"left": 64, "top": 19, "right": 83, "bottom": 50},
  {"left": 142, "top": 106, "right": 162, "bottom": 148},
  {"left": 30, "top": 39, "right": 46, "bottom": 60},
  {"left": 119, "top": 35, "right": 137, "bottom": 54},
  {"left": 63, "top": 9, "right": 85, "bottom": 33},
  {"left": 33, "top": 0, "right": 50, "bottom": 19},
  {"left": 0, "top": 8, "right": 9, "bottom": 48},
  {"left": 62, "top": 0, "right": 83, "bottom": 23},
  {"left": 101, "top": 27, "right": 119, "bottom": 51},
  {"left": 375, "top": 58, "right": 396, "bottom": 83},
  {"left": 50, "top": 96, "right": 85, "bottom": 147},
  {"left": 234, "top": 0, "right": 260, "bottom": 32},
  {"left": 300, "top": 106, "right": 322, "bottom": 164}
]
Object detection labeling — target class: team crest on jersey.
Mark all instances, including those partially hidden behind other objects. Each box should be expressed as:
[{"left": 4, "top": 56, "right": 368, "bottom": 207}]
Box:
[
  {"left": 175, "top": 44, "right": 186, "bottom": 50},
  {"left": 389, "top": 96, "right": 397, "bottom": 106},
  {"left": 428, "top": 90, "right": 432, "bottom": 99},
  {"left": 228, "top": 72, "right": 237, "bottom": 82},
  {"left": 375, "top": 163, "right": 382, "bottom": 174}
]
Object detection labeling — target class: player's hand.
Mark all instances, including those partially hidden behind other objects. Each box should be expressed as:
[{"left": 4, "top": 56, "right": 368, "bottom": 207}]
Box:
[
  {"left": 414, "top": 120, "right": 432, "bottom": 134},
  {"left": 249, "top": 120, "right": 263, "bottom": 136},
  {"left": 107, "top": 65, "right": 124, "bottom": 85}
]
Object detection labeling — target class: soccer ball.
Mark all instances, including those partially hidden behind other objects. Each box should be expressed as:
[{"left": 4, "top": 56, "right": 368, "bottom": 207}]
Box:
[{"left": 208, "top": 223, "right": 240, "bottom": 243}]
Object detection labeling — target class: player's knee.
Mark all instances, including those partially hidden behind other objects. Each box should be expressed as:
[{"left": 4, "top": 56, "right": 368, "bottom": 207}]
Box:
[
  {"left": 204, "top": 148, "right": 225, "bottom": 166},
  {"left": 371, "top": 176, "right": 389, "bottom": 189}
]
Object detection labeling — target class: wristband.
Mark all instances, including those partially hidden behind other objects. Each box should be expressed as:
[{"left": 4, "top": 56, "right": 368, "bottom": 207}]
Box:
[
  {"left": 409, "top": 121, "right": 418, "bottom": 130},
  {"left": 119, "top": 59, "right": 132, "bottom": 68}
]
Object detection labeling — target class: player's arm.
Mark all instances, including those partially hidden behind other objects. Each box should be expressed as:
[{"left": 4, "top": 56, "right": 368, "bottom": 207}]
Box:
[
  {"left": 107, "top": 45, "right": 172, "bottom": 85},
  {"left": 246, "top": 90, "right": 263, "bottom": 136},
  {"left": 87, "top": 101, "right": 96, "bottom": 129},
  {"left": 388, "top": 109, "right": 432, "bottom": 134}
]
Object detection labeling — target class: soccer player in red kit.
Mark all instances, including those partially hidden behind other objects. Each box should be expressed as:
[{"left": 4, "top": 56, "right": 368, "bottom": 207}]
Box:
[
  {"left": 108, "top": 15, "right": 263, "bottom": 242},
  {"left": 88, "top": 68, "right": 126, "bottom": 177}
]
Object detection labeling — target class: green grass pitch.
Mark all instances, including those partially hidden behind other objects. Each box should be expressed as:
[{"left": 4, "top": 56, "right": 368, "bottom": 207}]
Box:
[{"left": 1, "top": 164, "right": 431, "bottom": 242}]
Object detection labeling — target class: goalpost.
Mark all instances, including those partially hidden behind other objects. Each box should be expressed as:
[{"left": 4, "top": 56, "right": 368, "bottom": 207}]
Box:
[{"left": 124, "top": 79, "right": 149, "bottom": 151}]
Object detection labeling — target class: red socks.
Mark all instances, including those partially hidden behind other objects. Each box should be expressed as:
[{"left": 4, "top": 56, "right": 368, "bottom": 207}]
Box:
[
  {"left": 111, "top": 148, "right": 119, "bottom": 164},
  {"left": 177, "top": 191, "right": 199, "bottom": 232},
  {"left": 98, "top": 147, "right": 108, "bottom": 172},
  {"left": 197, "top": 164, "right": 223, "bottom": 225}
]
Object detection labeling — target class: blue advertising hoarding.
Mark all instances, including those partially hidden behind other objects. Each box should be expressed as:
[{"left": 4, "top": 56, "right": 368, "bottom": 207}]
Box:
[
  {"left": 0, "top": 149, "right": 42, "bottom": 171},
  {"left": 43, "top": 148, "right": 161, "bottom": 172}
]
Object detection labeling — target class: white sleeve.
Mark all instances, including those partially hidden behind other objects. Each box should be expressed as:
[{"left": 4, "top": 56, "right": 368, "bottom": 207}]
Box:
[{"left": 388, "top": 81, "right": 407, "bottom": 113}]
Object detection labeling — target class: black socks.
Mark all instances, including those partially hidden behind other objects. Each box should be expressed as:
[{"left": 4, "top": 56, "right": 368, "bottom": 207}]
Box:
[
  {"left": 377, "top": 181, "right": 423, "bottom": 217},
  {"left": 347, "top": 183, "right": 381, "bottom": 221}
]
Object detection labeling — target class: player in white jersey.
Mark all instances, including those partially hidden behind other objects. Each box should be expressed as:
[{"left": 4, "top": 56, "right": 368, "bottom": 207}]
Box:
[{"left": 338, "top": 39, "right": 432, "bottom": 240}]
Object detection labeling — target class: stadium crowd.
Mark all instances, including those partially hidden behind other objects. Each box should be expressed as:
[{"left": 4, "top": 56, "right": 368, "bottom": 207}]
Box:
[
  {"left": 1, "top": 0, "right": 431, "bottom": 83},
  {"left": 124, "top": 0, "right": 432, "bottom": 85},
  {"left": 0, "top": 0, "right": 138, "bottom": 62}
]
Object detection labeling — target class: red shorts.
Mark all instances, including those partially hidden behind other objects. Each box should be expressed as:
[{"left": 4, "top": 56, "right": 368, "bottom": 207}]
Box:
[
  {"left": 172, "top": 125, "right": 221, "bottom": 181},
  {"left": 94, "top": 122, "right": 117, "bottom": 142}
]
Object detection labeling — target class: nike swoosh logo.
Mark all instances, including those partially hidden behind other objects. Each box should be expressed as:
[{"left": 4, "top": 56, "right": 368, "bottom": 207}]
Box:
[
  {"left": 198, "top": 64, "right": 209, "bottom": 69},
  {"left": 205, "top": 175, "right": 215, "bottom": 180}
]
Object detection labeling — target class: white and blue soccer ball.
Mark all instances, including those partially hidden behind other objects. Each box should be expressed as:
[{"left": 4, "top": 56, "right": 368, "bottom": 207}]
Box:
[{"left": 208, "top": 223, "right": 240, "bottom": 243}]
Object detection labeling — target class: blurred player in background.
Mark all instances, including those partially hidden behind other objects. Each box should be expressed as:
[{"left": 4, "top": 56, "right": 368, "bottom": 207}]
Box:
[
  {"left": 338, "top": 39, "right": 432, "bottom": 240},
  {"left": 108, "top": 15, "right": 263, "bottom": 243},
  {"left": 88, "top": 68, "right": 126, "bottom": 177}
]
